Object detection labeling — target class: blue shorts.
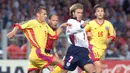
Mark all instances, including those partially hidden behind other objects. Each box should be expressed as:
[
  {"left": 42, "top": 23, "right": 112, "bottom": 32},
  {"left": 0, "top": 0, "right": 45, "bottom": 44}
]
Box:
[{"left": 63, "top": 45, "right": 93, "bottom": 71}]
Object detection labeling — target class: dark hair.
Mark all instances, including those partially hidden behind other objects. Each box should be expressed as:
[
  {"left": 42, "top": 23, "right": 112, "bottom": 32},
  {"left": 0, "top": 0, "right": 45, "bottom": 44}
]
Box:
[
  {"left": 48, "top": 14, "right": 58, "bottom": 19},
  {"left": 94, "top": 4, "right": 105, "bottom": 12},
  {"left": 34, "top": 6, "right": 46, "bottom": 16}
]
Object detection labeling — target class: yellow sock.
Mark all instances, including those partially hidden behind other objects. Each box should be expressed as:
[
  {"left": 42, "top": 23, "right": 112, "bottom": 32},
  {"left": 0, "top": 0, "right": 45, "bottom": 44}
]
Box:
[{"left": 50, "top": 66, "right": 62, "bottom": 73}]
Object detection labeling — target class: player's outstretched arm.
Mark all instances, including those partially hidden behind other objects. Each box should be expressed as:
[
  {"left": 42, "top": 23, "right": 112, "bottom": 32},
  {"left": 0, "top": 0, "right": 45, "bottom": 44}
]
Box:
[
  {"left": 81, "top": 20, "right": 89, "bottom": 28},
  {"left": 7, "top": 26, "right": 19, "bottom": 38},
  {"left": 53, "top": 47, "right": 60, "bottom": 59},
  {"left": 56, "top": 22, "right": 71, "bottom": 35}
]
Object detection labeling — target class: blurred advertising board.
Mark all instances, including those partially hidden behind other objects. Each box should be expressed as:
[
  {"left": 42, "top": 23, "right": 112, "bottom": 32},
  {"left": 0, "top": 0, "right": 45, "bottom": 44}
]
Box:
[
  {"left": 102, "top": 60, "right": 130, "bottom": 73},
  {"left": 78, "top": 60, "right": 130, "bottom": 73},
  {"left": 0, "top": 60, "right": 28, "bottom": 73},
  {"left": 1, "top": 60, "right": 129, "bottom": 73},
  {"left": 0, "top": 60, "right": 78, "bottom": 73}
]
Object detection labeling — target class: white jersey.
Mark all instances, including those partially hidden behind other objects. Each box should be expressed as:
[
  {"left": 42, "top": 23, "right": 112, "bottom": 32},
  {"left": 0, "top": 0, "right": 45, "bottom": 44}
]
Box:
[{"left": 66, "top": 19, "right": 89, "bottom": 48}]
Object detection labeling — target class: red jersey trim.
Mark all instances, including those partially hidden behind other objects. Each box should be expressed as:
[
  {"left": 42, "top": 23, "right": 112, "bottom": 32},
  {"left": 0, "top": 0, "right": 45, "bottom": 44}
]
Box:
[
  {"left": 108, "top": 36, "right": 116, "bottom": 41},
  {"left": 86, "top": 30, "right": 91, "bottom": 34},
  {"left": 36, "top": 48, "right": 54, "bottom": 66},
  {"left": 69, "top": 34, "right": 75, "bottom": 45},
  {"left": 89, "top": 44, "right": 101, "bottom": 61},
  {"left": 46, "top": 39, "right": 55, "bottom": 50},
  {"left": 95, "top": 19, "right": 104, "bottom": 26},
  {"left": 13, "top": 23, "right": 22, "bottom": 30},
  {"left": 29, "top": 29, "right": 40, "bottom": 48},
  {"left": 48, "top": 31, "right": 58, "bottom": 40},
  {"left": 23, "top": 30, "right": 39, "bottom": 48},
  {"left": 43, "top": 56, "right": 54, "bottom": 68},
  {"left": 93, "top": 58, "right": 100, "bottom": 62},
  {"left": 88, "top": 44, "right": 95, "bottom": 61}
]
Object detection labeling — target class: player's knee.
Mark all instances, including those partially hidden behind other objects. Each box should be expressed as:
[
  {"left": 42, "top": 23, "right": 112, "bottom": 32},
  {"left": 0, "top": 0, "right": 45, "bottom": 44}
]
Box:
[
  {"left": 95, "top": 63, "right": 102, "bottom": 70},
  {"left": 52, "top": 57, "right": 64, "bottom": 65},
  {"left": 84, "top": 64, "right": 95, "bottom": 73},
  {"left": 94, "top": 61, "right": 102, "bottom": 68},
  {"left": 94, "top": 63, "right": 102, "bottom": 73}
]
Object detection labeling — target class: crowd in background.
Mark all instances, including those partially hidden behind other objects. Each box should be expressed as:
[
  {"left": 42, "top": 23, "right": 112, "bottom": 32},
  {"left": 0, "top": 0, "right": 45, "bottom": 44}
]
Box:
[{"left": 0, "top": 0, "right": 130, "bottom": 60}]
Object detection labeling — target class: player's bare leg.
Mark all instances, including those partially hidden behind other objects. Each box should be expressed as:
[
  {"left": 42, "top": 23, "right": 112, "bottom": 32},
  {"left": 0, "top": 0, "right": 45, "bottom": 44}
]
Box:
[
  {"left": 52, "top": 56, "right": 64, "bottom": 67},
  {"left": 50, "top": 56, "right": 65, "bottom": 73},
  {"left": 49, "top": 56, "right": 64, "bottom": 73},
  {"left": 47, "top": 65, "right": 54, "bottom": 72},
  {"left": 29, "top": 69, "right": 41, "bottom": 73},
  {"left": 61, "top": 69, "right": 68, "bottom": 73},
  {"left": 94, "top": 61, "right": 102, "bottom": 73},
  {"left": 84, "top": 64, "right": 96, "bottom": 73}
]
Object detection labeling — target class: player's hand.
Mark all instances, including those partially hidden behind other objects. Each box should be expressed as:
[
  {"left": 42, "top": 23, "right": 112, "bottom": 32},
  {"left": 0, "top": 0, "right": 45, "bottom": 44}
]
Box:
[
  {"left": 87, "top": 32, "right": 93, "bottom": 37},
  {"left": 105, "top": 38, "right": 112, "bottom": 44},
  {"left": 7, "top": 24, "right": 19, "bottom": 38},
  {"left": 81, "top": 20, "right": 89, "bottom": 28},
  {"left": 7, "top": 31, "right": 16, "bottom": 38},
  {"left": 60, "top": 22, "right": 71, "bottom": 27}
]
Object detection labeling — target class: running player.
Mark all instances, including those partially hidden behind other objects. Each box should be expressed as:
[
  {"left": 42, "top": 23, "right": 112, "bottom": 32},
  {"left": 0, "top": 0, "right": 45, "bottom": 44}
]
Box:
[
  {"left": 61, "top": 3, "right": 95, "bottom": 73},
  {"left": 84, "top": 4, "right": 116, "bottom": 73},
  {"left": 7, "top": 6, "right": 69, "bottom": 73}
]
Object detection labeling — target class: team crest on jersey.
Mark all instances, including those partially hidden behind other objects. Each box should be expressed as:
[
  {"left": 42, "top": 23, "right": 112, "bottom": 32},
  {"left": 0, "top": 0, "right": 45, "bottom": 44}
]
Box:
[{"left": 105, "top": 26, "right": 109, "bottom": 30}]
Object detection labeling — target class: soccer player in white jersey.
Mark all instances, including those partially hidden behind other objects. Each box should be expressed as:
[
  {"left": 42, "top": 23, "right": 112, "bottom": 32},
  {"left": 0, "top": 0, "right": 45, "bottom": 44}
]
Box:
[{"left": 60, "top": 3, "right": 95, "bottom": 73}]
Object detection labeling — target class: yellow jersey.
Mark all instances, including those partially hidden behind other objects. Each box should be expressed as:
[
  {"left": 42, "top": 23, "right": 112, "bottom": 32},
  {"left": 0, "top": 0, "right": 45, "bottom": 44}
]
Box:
[
  {"left": 84, "top": 19, "right": 116, "bottom": 50},
  {"left": 15, "top": 19, "right": 57, "bottom": 52}
]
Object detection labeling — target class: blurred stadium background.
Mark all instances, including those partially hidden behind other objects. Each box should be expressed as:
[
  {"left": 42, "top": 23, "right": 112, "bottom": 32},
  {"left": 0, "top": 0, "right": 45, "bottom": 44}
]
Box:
[{"left": 0, "top": 0, "right": 130, "bottom": 73}]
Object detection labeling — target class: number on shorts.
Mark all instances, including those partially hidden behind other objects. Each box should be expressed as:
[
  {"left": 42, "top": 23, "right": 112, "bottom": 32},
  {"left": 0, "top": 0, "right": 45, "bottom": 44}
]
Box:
[{"left": 68, "top": 56, "right": 74, "bottom": 62}]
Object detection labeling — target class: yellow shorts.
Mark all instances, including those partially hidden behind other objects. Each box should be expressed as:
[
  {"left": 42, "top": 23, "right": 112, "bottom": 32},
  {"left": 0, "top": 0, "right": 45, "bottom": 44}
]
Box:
[
  {"left": 89, "top": 44, "right": 105, "bottom": 61},
  {"left": 28, "top": 48, "right": 54, "bottom": 73}
]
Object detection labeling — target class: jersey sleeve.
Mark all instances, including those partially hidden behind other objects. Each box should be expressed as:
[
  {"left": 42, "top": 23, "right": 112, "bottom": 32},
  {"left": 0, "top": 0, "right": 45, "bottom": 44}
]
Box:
[
  {"left": 47, "top": 24, "right": 58, "bottom": 40},
  {"left": 84, "top": 22, "right": 91, "bottom": 32},
  {"left": 108, "top": 22, "right": 116, "bottom": 41},
  {"left": 13, "top": 20, "right": 32, "bottom": 30},
  {"left": 66, "top": 19, "right": 83, "bottom": 35}
]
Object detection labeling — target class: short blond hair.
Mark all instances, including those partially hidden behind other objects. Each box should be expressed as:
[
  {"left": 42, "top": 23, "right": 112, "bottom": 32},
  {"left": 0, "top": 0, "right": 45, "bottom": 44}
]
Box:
[{"left": 69, "top": 3, "right": 83, "bottom": 16}]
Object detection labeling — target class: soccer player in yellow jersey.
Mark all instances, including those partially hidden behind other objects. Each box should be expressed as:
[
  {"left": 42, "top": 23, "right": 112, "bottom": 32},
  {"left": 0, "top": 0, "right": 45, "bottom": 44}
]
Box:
[
  {"left": 7, "top": 6, "right": 69, "bottom": 73},
  {"left": 84, "top": 4, "right": 116, "bottom": 73}
]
